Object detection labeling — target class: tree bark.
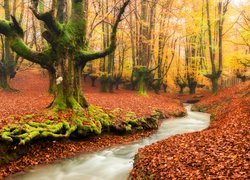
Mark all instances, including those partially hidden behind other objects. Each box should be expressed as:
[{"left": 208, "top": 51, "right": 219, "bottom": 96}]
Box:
[
  {"left": 0, "top": 0, "right": 130, "bottom": 110},
  {"left": 0, "top": 0, "right": 12, "bottom": 90},
  {"left": 48, "top": 68, "right": 56, "bottom": 94}
]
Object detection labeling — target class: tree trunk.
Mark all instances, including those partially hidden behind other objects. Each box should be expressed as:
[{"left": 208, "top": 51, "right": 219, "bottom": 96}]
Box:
[
  {"left": 179, "top": 86, "right": 185, "bottom": 94},
  {"left": 0, "top": 0, "right": 130, "bottom": 110},
  {"left": 163, "top": 83, "right": 167, "bottom": 93},
  {"left": 52, "top": 54, "right": 88, "bottom": 110},
  {"left": 116, "top": 82, "right": 119, "bottom": 90},
  {"left": 211, "top": 77, "right": 219, "bottom": 94},
  {"left": 0, "top": 70, "right": 10, "bottom": 89},
  {"left": 0, "top": 0, "right": 12, "bottom": 90},
  {"left": 90, "top": 77, "right": 97, "bottom": 87},
  {"left": 189, "top": 82, "right": 197, "bottom": 94},
  {"left": 91, "top": 80, "right": 95, "bottom": 87},
  {"left": 48, "top": 68, "right": 56, "bottom": 94},
  {"left": 138, "top": 74, "right": 146, "bottom": 95}
]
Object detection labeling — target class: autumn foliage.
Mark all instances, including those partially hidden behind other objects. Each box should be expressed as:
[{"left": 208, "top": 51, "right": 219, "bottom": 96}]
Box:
[
  {"left": 130, "top": 81, "right": 250, "bottom": 179},
  {"left": 0, "top": 70, "right": 186, "bottom": 178}
]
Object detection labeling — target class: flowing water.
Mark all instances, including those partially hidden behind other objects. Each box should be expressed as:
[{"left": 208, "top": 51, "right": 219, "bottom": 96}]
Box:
[{"left": 10, "top": 104, "right": 210, "bottom": 180}]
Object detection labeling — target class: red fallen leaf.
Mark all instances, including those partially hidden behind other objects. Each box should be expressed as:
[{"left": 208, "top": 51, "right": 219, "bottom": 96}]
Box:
[
  {"left": 0, "top": 69, "right": 188, "bottom": 178},
  {"left": 130, "top": 81, "right": 250, "bottom": 179}
]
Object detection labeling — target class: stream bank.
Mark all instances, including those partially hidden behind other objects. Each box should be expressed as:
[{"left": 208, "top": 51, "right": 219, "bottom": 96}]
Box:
[
  {"left": 130, "top": 82, "right": 250, "bottom": 179},
  {"left": 7, "top": 104, "right": 210, "bottom": 180}
]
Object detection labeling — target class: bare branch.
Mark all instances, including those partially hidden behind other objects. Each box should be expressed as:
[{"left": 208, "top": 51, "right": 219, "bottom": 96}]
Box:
[
  {"left": 30, "top": 2, "right": 61, "bottom": 35},
  {"left": 81, "top": 0, "right": 131, "bottom": 62}
]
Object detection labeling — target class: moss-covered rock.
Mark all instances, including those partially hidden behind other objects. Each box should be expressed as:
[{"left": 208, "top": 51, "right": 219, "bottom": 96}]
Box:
[
  {"left": 0, "top": 106, "right": 165, "bottom": 146},
  {"left": 23, "top": 114, "right": 34, "bottom": 120},
  {"left": 191, "top": 106, "right": 208, "bottom": 112},
  {"left": 112, "top": 109, "right": 165, "bottom": 134}
]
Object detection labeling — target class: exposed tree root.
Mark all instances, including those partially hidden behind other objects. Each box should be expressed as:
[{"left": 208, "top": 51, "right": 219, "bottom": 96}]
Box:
[{"left": 0, "top": 106, "right": 165, "bottom": 146}]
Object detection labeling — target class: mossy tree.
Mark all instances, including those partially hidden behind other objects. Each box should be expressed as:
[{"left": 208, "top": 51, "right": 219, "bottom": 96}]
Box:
[
  {"left": 0, "top": 0, "right": 16, "bottom": 90},
  {"left": 205, "top": 0, "right": 230, "bottom": 93},
  {"left": 0, "top": 0, "right": 130, "bottom": 110},
  {"left": 133, "top": 66, "right": 158, "bottom": 95},
  {"left": 175, "top": 76, "right": 187, "bottom": 94},
  {"left": 185, "top": 36, "right": 199, "bottom": 95},
  {"left": 134, "top": 66, "right": 148, "bottom": 95}
]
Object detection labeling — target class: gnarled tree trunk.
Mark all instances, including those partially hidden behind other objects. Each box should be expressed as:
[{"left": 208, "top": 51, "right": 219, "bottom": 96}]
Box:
[
  {"left": 0, "top": 0, "right": 14, "bottom": 90},
  {"left": 0, "top": 0, "right": 130, "bottom": 110}
]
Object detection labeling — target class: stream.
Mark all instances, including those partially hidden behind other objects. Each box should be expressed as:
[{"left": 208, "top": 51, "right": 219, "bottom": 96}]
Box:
[{"left": 10, "top": 104, "right": 210, "bottom": 180}]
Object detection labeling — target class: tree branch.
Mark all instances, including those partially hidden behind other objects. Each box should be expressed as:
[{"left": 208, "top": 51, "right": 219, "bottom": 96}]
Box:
[
  {"left": 0, "top": 18, "right": 52, "bottom": 68},
  {"left": 80, "top": 0, "right": 130, "bottom": 62},
  {"left": 30, "top": 1, "right": 62, "bottom": 35}
]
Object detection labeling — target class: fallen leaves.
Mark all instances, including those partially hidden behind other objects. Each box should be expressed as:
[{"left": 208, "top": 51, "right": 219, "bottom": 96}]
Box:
[
  {"left": 0, "top": 69, "right": 186, "bottom": 128},
  {"left": 130, "top": 81, "right": 250, "bottom": 179},
  {"left": 0, "top": 69, "right": 186, "bottom": 178}
]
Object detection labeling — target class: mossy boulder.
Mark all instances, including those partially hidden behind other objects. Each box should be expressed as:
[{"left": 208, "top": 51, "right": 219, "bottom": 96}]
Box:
[
  {"left": 0, "top": 106, "right": 116, "bottom": 145},
  {"left": 0, "top": 106, "right": 165, "bottom": 146},
  {"left": 111, "top": 109, "right": 164, "bottom": 134},
  {"left": 191, "top": 106, "right": 208, "bottom": 112}
]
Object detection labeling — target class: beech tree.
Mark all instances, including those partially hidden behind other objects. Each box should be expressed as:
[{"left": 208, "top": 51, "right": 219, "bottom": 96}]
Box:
[
  {"left": 205, "top": 0, "right": 230, "bottom": 93},
  {"left": 0, "top": 0, "right": 130, "bottom": 110},
  {"left": 0, "top": 0, "right": 15, "bottom": 90}
]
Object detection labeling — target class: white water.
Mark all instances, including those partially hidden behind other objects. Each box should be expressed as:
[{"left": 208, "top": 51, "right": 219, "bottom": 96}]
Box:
[{"left": 10, "top": 105, "right": 210, "bottom": 180}]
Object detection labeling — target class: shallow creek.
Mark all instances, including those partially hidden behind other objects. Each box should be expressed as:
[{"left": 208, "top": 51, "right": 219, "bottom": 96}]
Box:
[{"left": 10, "top": 104, "right": 210, "bottom": 180}]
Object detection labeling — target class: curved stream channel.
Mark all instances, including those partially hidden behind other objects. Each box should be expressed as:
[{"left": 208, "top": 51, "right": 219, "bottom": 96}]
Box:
[{"left": 10, "top": 104, "right": 210, "bottom": 180}]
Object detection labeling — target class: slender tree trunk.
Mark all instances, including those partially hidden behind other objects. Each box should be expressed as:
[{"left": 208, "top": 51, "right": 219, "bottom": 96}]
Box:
[
  {"left": 48, "top": 68, "right": 56, "bottom": 94},
  {"left": 129, "top": 3, "right": 136, "bottom": 88},
  {"left": 211, "top": 77, "right": 219, "bottom": 93},
  {"left": 0, "top": 0, "right": 12, "bottom": 90},
  {"left": 188, "top": 82, "right": 197, "bottom": 94},
  {"left": 206, "top": 0, "right": 219, "bottom": 93},
  {"left": 179, "top": 86, "right": 185, "bottom": 94},
  {"left": 0, "top": 70, "right": 9, "bottom": 89},
  {"left": 138, "top": 74, "right": 147, "bottom": 95},
  {"left": 140, "top": 0, "right": 148, "bottom": 66}
]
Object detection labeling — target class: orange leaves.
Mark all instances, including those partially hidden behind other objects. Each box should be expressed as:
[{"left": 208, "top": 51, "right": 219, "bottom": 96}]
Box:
[
  {"left": 130, "top": 82, "right": 250, "bottom": 179},
  {"left": 0, "top": 70, "right": 53, "bottom": 128},
  {"left": 0, "top": 131, "right": 157, "bottom": 178},
  {"left": 0, "top": 70, "right": 187, "bottom": 178}
]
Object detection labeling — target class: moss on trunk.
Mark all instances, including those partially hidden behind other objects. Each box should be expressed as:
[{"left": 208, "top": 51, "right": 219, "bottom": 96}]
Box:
[
  {"left": 0, "top": 0, "right": 130, "bottom": 110},
  {"left": 138, "top": 75, "right": 147, "bottom": 95},
  {"left": 211, "top": 77, "right": 219, "bottom": 94},
  {"left": 48, "top": 68, "right": 56, "bottom": 94},
  {"left": 0, "top": 70, "right": 11, "bottom": 90}
]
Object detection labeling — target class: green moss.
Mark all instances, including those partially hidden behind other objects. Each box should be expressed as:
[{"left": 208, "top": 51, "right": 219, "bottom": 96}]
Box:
[
  {"left": 126, "top": 119, "right": 139, "bottom": 126},
  {"left": 87, "top": 105, "right": 114, "bottom": 128},
  {"left": 136, "top": 126, "right": 143, "bottom": 130},
  {"left": 45, "top": 120, "right": 52, "bottom": 125},
  {"left": 125, "top": 112, "right": 137, "bottom": 119},
  {"left": 53, "top": 94, "right": 67, "bottom": 111},
  {"left": 72, "top": 112, "right": 102, "bottom": 136},
  {"left": 0, "top": 106, "right": 162, "bottom": 146},
  {"left": 23, "top": 114, "right": 34, "bottom": 120},
  {"left": 99, "top": 72, "right": 114, "bottom": 93},
  {"left": 125, "top": 124, "right": 132, "bottom": 133},
  {"left": 19, "top": 131, "right": 40, "bottom": 145},
  {"left": 191, "top": 106, "right": 208, "bottom": 112},
  {"left": 133, "top": 66, "right": 149, "bottom": 95},
  {"left": 1, "top": 132, "right": 13, "bottom": 142}
]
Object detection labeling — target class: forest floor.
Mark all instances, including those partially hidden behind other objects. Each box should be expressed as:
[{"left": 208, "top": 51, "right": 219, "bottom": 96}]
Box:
[
  {"left": 0, "top": 69, "right": 185, "bottom": 125},
  {"left": 130, "top": 81, "right": 250, "bottom": 179},
  {"left": 0, "top": 69, "right": 186, "bottom": 178}
]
